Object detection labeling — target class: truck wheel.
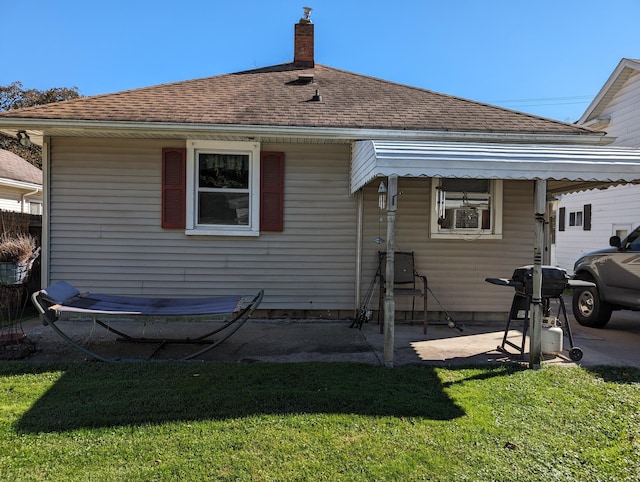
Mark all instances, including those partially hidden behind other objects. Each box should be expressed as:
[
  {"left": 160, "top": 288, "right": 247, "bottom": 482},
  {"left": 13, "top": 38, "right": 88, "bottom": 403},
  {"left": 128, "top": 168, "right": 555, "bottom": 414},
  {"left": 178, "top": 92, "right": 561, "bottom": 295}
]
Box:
[{"left": 572, "top": 286, "right": 612, "bottom": 328}]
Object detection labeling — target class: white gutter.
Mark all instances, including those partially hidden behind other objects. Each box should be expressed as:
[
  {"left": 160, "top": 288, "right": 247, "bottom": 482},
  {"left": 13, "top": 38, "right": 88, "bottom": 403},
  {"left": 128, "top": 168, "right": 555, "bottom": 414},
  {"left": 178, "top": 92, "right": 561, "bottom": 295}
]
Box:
[
  {"left": 355, "top": 190, "right": 364, "bottom": 312},
  {"left": 21, "top": 186, "right": 42, "bottom": 213},
  {"left": 0, "top": 118, "right": 613, "bottom": 146},
  {"left": 41, "top": 137, "right": 50, "bottom": 288},
  {"left": 0, "top": 177, "right": 41, "bottom": 191}
]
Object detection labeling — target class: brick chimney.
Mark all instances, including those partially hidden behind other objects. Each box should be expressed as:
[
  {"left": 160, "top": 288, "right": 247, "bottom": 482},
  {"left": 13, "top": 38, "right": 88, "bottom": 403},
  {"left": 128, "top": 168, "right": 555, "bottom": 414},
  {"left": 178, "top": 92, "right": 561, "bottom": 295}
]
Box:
[{"left": 294, "top": 7, "right": 314, "bottom": 68}]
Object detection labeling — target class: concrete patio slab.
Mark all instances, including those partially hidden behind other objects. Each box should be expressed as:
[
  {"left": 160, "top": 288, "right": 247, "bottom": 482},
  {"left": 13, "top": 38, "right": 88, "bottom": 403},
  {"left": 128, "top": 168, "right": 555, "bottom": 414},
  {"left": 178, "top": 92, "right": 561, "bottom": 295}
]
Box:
[{"left": 5, "top": 303, "right": 640, "bottom": 367}]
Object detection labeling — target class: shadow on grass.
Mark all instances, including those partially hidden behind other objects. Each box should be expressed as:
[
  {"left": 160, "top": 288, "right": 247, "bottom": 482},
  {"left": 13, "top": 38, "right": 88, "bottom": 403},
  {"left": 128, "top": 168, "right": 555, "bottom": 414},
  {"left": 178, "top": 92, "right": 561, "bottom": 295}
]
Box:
[
  {"left": 0, "top": 361, "right": 513, "bottom": 433},
  {"left": 584, "top": 365, "right": 640, "bottom": 384}
]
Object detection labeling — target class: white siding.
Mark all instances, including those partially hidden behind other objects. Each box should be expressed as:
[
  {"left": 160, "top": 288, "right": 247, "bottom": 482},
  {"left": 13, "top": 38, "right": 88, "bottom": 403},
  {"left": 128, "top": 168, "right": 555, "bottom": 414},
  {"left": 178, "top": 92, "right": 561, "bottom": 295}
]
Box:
[
  {"left": 599, "top": 72, "right": 640, "bottom": 148},
  {"left": 0, "top": 186, "right": 23, "bottom": 212},
  {"left": 556, "top": 69, "right": 640, "bottom": 272},
  {"left": 0, "top": 185, "right": 42, "bottom": 213},
  {"left": 48, "top": 138, "right": 358, "bottom": 312},
  {"left": 555, "top": 184, "right": 640, "bottom": 273}
]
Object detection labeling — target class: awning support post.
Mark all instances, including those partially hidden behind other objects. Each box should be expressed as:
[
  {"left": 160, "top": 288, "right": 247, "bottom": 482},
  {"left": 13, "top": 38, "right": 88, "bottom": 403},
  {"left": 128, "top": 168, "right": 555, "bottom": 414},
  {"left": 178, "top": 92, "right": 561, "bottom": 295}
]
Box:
[
  {"left": 383, "top": 175, "right": 398, "bottom": 367},
  {"left": 530, "top": 179, "right": 547, "bottom": 369}
]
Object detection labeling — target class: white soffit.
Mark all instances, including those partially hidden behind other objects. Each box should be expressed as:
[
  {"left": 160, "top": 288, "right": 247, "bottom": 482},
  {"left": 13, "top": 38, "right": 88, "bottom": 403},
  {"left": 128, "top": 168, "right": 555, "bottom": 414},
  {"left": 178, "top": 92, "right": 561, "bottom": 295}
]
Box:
[
  {"left": 577, "top": 58, "right": 640, "bottom": 125},
  {"left": 351, "top": 140, "right": 640, "bottom": 194}
]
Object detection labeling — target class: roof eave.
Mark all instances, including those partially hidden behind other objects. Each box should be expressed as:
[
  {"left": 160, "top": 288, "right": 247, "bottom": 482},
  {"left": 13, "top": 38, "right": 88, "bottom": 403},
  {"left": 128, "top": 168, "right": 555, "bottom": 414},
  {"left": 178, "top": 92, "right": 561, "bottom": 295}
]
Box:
[
  {"left": 577, "top": 58, "right": 640, "bottom": 125},
  {"left": 0, "top": 118, "right": 613, "bottom": 146},
  {"left": 0, "top": 177, "right": 42, "bottom": 190}
]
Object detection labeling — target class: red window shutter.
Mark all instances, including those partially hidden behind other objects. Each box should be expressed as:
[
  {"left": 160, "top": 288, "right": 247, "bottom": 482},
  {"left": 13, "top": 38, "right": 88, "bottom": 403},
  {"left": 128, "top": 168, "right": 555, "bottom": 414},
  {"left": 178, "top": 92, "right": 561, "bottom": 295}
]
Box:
[
  {"left": 162, "top": 148, "right": 186, "bottom": 229},
  {"left": 260, "top": 152, "right": 284, "bottom": 232}
]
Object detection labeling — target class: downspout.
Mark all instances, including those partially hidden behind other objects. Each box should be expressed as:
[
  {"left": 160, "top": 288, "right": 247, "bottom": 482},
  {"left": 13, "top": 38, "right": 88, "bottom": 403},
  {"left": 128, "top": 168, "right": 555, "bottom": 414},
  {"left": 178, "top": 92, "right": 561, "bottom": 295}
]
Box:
[
  {"left": 355, "top": 189, "right": 364, "bottom": 312},
  {"left": 21, "top": 186, "right": 42, "bottom": 213},
  {"left": 41, "top": 137, "right": 50, "bottom": 288}
]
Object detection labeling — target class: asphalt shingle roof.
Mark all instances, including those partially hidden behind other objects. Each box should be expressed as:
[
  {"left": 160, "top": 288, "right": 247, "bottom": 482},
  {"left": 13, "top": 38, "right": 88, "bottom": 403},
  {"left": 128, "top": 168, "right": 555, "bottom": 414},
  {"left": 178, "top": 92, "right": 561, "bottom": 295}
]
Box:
[
  {"left": 0, "top": 149, "right": 42, "bottom": 185},
  {"left": 0, "top": 63, "right": 593, "bottom": 135}
]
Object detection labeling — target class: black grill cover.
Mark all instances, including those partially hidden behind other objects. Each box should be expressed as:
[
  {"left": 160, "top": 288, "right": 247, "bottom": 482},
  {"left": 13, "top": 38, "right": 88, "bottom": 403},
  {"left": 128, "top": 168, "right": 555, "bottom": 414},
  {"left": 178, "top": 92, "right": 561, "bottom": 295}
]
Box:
[{"left": 511, "top": 265, "right": 569, "bottom": 297}]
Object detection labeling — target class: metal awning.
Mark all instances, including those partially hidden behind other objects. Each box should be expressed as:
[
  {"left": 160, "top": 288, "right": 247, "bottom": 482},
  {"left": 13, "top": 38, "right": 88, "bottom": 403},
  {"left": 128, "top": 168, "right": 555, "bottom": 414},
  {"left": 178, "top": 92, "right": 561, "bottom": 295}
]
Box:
[
  {"left": 354, "top": 140, "right": 640, "bottom": 368},
  {"left": 351, "top": 140, "right": 640, "bottom": 194}
]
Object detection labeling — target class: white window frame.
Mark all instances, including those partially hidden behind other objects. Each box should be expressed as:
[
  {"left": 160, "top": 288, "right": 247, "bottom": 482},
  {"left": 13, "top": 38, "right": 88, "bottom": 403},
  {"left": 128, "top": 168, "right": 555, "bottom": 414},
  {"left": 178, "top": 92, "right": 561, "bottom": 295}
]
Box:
[
  {"left": 429, "top": 178, "right": 503, "bottom": 239},
  {"left": 29, "top": 200, "right": 43, "bottom": 215},
  {"left": 612, "top": 224, "right": 632, "bottom": 240},
  {"left": 568, "top": 209, "right": 583, "bottom": 228},
  {"left": 185, "top": 140, "right": 261, "bottom": 236}
]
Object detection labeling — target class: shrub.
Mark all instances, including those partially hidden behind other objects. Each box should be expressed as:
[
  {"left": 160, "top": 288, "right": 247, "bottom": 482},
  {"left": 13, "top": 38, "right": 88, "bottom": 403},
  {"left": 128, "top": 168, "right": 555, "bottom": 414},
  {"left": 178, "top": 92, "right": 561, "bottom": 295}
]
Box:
[{"left": 0, "top": 233, "right": 36, "bottom": 264}]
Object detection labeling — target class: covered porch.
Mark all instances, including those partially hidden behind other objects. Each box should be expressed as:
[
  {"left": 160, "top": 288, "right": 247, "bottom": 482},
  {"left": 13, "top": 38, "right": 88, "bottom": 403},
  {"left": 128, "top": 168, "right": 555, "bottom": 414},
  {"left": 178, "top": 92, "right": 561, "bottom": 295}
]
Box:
[{"left": 352, "top": 140, "right": 640, "bottom": 368}]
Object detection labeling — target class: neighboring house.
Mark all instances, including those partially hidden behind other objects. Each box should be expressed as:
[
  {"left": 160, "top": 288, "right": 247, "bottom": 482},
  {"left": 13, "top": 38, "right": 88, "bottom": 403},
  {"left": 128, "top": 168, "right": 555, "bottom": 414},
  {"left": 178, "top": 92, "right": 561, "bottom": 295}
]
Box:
[
  {"left": 554, "top": 58, "right": 640, "bottom": 274},
  {"left": 1, "top": 11, "right": 640, "bottom": 329},
  {"left": 0, "top": 149, "right": 43, "bottom": 215}
]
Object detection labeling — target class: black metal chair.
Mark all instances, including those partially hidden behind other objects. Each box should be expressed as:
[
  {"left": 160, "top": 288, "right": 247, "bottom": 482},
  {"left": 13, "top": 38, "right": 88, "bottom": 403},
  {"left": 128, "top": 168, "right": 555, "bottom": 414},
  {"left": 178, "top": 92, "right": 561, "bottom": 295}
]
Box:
[{"left": 377, "top": 251, "right": 428, "bottom": 334}]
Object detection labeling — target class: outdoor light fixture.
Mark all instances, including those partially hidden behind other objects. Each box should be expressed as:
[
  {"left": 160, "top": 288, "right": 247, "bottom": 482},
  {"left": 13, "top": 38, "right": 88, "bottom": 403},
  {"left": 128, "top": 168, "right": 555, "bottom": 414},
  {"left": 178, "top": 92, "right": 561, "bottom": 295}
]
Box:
[
  {"left": 17, "top": 131, "right": 31, "bottom": 147},
  {"left": 378, "top": 180, "right": 387, "bottom": 210}
]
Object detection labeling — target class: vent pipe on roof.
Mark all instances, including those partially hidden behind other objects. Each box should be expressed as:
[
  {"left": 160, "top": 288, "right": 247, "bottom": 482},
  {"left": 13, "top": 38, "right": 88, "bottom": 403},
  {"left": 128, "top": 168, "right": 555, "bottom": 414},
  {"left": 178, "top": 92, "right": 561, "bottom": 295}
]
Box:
[
  {"left": 310, "top": 89, "right": 323, "bottom": 102},
  {"left": 294, "top": 7, "right": 314, "bottom": 68}
]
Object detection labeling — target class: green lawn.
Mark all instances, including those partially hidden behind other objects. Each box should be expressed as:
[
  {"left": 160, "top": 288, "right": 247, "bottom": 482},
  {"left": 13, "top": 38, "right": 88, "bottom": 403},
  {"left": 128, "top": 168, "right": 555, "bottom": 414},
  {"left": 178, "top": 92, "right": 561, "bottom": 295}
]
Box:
[{"left": 1, "top": 362, "right": 638, "bottom": 481}]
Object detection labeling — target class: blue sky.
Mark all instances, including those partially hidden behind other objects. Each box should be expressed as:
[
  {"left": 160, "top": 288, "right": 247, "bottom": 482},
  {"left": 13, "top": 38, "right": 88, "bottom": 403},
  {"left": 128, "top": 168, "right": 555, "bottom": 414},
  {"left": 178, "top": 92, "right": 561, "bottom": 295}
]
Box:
[{"left": 2, "top": 1, "right": 639, "bottom": 123}]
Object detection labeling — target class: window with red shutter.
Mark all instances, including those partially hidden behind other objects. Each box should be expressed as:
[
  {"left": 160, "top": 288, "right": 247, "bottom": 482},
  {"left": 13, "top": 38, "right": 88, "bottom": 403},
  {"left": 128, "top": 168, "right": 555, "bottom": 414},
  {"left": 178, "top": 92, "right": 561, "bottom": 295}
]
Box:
[
  {"left": 175, "top": 141, "right": 280, "bottom": 235},
  {"left": 260, "top": 152, "right": 284, "bottom": 232},
  {"left": 162, "top": 148, "right": 186, "bottom": 229}
]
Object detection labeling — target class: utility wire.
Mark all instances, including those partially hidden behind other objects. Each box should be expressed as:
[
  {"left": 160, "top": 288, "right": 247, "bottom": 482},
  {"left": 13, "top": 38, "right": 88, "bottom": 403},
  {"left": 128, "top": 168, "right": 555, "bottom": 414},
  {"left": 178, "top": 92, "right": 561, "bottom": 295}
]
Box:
[{"left": 485, "top": 95, "right": 593, "bottom": 108}]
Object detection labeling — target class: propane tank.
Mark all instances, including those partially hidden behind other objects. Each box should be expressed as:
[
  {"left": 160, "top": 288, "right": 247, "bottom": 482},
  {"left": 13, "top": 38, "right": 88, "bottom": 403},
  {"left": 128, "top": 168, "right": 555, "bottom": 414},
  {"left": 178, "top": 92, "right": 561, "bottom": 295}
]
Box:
[{"left": 541, "top": 317, "right": 563, "bottom": 356}]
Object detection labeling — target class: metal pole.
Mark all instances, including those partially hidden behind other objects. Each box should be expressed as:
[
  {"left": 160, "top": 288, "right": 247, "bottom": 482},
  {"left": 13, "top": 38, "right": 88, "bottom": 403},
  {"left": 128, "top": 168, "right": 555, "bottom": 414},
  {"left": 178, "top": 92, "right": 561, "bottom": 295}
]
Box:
[
  {"left": 383, "top": 175, "right": 398, "bottom": 367},
  {"left": 530, "top": 179, "right": 547, "bottom": 369}
]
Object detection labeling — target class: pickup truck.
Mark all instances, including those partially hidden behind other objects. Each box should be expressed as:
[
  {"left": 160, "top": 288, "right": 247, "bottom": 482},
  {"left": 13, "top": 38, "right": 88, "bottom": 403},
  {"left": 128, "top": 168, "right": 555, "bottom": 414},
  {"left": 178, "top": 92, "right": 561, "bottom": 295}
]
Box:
[{"left": 572, "top": 225, "right": 640, "bottom": 327}]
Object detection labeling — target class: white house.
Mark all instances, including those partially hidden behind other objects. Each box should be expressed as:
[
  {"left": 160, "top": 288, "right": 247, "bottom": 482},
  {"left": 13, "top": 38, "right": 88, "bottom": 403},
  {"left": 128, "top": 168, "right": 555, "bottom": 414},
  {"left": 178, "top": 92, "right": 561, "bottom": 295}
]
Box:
[
  {"left": 554, "top": 59, "right": 640, "bottom": 273},
  {"left": 0, "top": 149, "right": 43, "bottom": 215},
  {"left": 1, "top": 12, "right": 640, "bottom": 340}
]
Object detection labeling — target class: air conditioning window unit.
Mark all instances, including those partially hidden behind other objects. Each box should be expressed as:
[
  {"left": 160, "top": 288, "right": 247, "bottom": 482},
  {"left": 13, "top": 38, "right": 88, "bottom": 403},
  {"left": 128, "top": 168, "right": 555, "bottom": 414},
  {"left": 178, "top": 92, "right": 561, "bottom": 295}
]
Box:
[{"left": 454, "top": 208, "right": 478, "bottom": 228}]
